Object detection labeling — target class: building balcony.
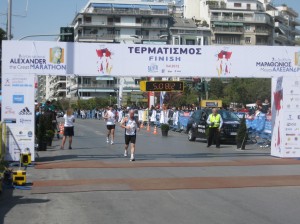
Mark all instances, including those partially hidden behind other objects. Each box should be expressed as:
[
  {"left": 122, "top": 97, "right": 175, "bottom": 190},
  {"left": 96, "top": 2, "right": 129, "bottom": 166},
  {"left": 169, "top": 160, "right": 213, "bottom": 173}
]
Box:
[
  {"left": 275, "top": 21, "right": 290, "bottom": 33},
  {"left": 211, "top": 15, "right": 272, "bottom": 25},
  {"left": 78, "top": 83, "right": 139, "bottom": 89},
  {"left": 212, "top": 40, "right": 241, "bottom": 45},
  {"left": 267, "top": 10, "right": 286, "bottom": 21},
  {"left": 255, "top": 29, "right": 272, "bottom": 35},
  {"left": 274, "top": 33, "right": 288, "bottom": 41},
  {"left": 78, "top": 21, "right": 168, "bottom": 29},
  {"left": 76, "top": 34, "right": 119, "bottom": 42},
  {"left": 289, "top": 18, "right": 300, "bottom": 26},
  {"left": 84, "top": 8, "right": 169, "bottom": 17},
  {"left": 213, "top": 27, "right": 243, "bottom": 34},
  {"left": 291, "top": 27, "right": 300, "bottom": 35}
]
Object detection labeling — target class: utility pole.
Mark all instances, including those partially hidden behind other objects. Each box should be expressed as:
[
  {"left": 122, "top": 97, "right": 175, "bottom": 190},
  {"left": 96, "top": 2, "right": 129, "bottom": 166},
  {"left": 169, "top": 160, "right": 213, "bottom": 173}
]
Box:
[{"left": 7, "top": 0, "right": 12, "bottom": 40}]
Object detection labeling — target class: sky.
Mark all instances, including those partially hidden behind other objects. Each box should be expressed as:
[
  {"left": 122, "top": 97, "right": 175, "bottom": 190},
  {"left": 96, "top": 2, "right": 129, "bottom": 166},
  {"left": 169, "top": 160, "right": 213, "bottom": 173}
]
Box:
[{"left": 0, "top": 0, "right": 299, "bottom": 40}]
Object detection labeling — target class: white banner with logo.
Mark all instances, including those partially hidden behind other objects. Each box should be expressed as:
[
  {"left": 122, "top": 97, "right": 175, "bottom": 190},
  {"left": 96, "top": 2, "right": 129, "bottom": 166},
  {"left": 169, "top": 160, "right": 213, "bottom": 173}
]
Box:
[
  {"left": 271, "top": 76, "right": 300, "bottom": 158},
  {"left": 2, "top": 41, "right": 300, "bottom": 77},
  {"left": 2, "top": 74, "right": 35, "bottom": 161}
]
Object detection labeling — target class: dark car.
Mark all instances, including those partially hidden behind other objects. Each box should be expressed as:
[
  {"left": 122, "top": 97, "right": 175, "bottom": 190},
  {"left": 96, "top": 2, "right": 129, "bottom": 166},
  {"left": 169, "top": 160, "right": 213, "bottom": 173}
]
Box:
[{"left": 186, "top": 109, "right": 240, "bottom": 142}]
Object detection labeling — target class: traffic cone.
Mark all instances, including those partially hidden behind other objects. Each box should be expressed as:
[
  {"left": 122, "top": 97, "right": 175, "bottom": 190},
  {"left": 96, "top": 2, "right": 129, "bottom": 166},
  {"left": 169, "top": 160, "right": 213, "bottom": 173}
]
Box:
[
  {"left": 59, "top": 123, "right": 64, "bottom": 135},
  {"left": 147, "top": 123, "right": 150, "bottom": 132},
  {"left": 153, "top": 126, "right": 157, "bottom": 135}
]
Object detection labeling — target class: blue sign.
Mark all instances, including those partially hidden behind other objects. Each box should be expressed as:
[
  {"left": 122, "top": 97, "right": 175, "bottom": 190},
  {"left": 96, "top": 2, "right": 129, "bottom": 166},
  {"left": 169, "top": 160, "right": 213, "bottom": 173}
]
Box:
[{"left": 13, "top": 95, "right": 24, "bottom": 104}]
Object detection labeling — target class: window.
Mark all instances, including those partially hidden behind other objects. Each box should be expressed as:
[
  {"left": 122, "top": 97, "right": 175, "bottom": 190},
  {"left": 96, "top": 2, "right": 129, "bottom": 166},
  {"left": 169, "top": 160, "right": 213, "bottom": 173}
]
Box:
[
  {"left": 197, "top": 38, "right": 202, "bottom": 45},
  {"left": 134, "top": 79, "right": 140, "bottom": 85},
  {"left": 186, "top": 39, "right": 195, "bottom": 45},
  {"left": 115, "top": 17, "right": 121, "bottom": 23},
  {"left": 136, "top": 18, "right": 141, "bottom": 24},
  {"left": 82, "top": 92, "right": 91, "bottom": 97},
  {"left": 245, "top": 25, "right": 251, "bottom": 31},
  {"left": 84, "top": 17, "right": 91, "bottom": 23},
  {"left": 107, "top": 28, "right": 114, "bottom": 34},
  {"left": 135, "top": 30, "right": 142, "bottom": 35},
  {"left": 245, "top": 37, "right": 251, "bottom": 44},
  {"left": 83, "top": 78, "right": 91, "bottom": 84},
  {"left": 234, "top": 3, "right": 241, "bottom": 7},
  {"left": 247, "top": 4, "right": 251, "bottom": 10}
]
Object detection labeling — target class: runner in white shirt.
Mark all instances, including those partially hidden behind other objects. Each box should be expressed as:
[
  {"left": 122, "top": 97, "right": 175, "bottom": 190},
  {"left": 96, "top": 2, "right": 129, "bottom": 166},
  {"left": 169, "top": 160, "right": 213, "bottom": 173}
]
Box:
[
  {"left": 121, "top": 110, "right": 140, "bottom": 161},
  {"left": 103, "top": 105, "right": 116, "bottom": 144},
  {"left": 61, "top": 108, "right": 75, "bottom": 150}
]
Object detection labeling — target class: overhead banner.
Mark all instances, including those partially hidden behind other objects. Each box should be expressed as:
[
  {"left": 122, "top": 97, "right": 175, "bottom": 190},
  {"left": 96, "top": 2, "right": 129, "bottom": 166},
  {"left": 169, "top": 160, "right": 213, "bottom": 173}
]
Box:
[
  {"left": 271, "top": 76, "right": 300, "bottom": 158},
  {"left": 2, "top": 40, "right": 300, "bottom": 77}
]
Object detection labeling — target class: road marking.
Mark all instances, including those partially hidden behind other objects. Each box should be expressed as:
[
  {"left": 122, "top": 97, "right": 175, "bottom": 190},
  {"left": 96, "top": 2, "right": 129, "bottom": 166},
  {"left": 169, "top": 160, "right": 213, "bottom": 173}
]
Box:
[
  {"left": 35, "top": 158, "right": 300, "bottom": 169},
  {"left": 33, "top": 175, "right": 300, "bottom": 192}
]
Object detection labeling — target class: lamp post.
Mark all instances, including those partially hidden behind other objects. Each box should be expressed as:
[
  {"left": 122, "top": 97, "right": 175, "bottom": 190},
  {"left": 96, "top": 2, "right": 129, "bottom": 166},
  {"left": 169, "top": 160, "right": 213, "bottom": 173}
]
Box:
[{"left": 109, "top": 94, "right": 112, "bottom": 105}]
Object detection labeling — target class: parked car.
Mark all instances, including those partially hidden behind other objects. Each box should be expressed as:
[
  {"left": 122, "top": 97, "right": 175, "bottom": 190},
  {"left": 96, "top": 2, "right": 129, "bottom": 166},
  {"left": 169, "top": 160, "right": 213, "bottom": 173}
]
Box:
[{"left": 186, "top": 109, "right": 240, "bottom": 142}]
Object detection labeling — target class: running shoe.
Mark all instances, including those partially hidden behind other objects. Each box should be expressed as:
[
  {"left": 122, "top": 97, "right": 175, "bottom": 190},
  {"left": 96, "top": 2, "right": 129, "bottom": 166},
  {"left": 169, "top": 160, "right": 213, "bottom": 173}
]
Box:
[
  {"left": 106, "top": 138, "right": 109, "bottom": 143},
  {"left": 124, "top": 151, "right": 128, "bottom": 157},
  {"left": 111, "top": 141, "right": 114, "bottom": 145},
  {"left": 130, "top": 157, "right": 135, "bottom": 162}
]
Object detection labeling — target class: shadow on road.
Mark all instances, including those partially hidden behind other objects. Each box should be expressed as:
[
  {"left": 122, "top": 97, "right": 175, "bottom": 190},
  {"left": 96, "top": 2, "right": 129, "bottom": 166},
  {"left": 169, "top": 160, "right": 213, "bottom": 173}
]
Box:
[
  {"left": 0, "top": 188, "right": 50, "bottom": 223},
  {"left": 35, "top": 151, "right": 270, "bottom": 163}
]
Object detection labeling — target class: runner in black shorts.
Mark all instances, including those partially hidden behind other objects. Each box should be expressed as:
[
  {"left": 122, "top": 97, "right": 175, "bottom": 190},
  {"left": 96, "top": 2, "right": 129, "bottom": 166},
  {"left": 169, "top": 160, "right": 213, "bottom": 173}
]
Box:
[
  {"left": 121, "top": 110, "right": 140, "bottom": 161},
  {"left": 103, "top": 105, "right": 116, "bottom": 144}
]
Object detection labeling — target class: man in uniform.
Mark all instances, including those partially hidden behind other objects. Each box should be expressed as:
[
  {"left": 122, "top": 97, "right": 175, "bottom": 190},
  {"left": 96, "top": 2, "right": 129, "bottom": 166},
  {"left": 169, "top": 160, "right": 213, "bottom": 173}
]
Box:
[{"left": 206, "top": 108, "right": 223, "bottom": 148}]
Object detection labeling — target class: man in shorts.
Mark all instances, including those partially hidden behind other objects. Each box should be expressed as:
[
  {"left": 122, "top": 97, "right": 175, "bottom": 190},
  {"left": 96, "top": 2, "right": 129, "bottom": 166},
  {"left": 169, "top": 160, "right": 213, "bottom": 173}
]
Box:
[
  {"left": 103, "top": 105, "right": 116, "bottom": 144},
  {"left": 121, "top": 110, "right": 140, "bottom": 161}
]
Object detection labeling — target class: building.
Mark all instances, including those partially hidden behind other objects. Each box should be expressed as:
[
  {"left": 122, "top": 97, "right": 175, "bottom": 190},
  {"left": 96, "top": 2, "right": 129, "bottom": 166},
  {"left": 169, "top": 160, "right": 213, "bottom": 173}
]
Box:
[
  {"left": 184, "top": 0, "right": 274, "bottom": 45},
  {"left": 36, "top": 76, "right": 46, "bottom": 103},
  {"left": 169, "top": 16, "right": 211, "bottom": 45},
  {"left": 265, "top": 3, "right": 300, "bottom": 46},
  {"left": 65, "top": 0, "right": 173, "bottom": 105}
]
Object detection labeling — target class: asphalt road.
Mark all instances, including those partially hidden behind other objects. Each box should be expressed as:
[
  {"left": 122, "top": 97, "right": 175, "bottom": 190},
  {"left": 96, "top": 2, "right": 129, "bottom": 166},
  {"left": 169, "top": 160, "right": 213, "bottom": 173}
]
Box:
[{"left": 1, "top": 118, "right": 300, "bottom": 224}]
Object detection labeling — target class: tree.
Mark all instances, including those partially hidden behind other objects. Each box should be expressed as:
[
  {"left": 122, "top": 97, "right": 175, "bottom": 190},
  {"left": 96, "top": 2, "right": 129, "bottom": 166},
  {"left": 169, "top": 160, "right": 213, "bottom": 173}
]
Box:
[
  {"left": 208, "top": 78, "right": 224, "bottom": 99},
  {"left": 0, "top": 28, "right": 6, "bottom": 43}
]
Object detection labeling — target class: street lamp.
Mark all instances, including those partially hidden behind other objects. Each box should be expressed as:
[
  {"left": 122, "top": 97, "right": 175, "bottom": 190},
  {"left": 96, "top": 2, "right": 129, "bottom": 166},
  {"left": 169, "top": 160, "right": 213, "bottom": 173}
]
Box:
[{"left": 109, "top": 94, "right": 112, "bottom": 105}]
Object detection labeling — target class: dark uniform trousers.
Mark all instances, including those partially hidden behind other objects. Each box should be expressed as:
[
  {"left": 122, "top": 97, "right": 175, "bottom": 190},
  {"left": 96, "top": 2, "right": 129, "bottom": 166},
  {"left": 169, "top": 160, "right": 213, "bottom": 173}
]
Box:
[{"left": 207, "top": 127, "right": 220, "bottom": 147}]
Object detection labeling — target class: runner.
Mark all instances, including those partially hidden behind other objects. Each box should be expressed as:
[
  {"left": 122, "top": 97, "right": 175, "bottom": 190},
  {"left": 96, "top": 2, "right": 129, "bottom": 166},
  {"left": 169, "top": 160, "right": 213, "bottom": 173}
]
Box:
[
  {"left": 60, "top": 108, "right": 75, "bottom": 150},
  {"left": 121, "top": 109, "right": 140, "bottom": 161},
  {"left": 103, "top": 105, "right": 116, "bottom": 145}
]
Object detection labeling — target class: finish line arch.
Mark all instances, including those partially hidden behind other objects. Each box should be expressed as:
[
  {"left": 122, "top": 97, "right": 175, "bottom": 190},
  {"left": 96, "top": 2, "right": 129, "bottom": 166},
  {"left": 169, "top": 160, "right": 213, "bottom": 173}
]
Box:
[{"left": 2, "top": 40, "right": 300, "bottom": 160}]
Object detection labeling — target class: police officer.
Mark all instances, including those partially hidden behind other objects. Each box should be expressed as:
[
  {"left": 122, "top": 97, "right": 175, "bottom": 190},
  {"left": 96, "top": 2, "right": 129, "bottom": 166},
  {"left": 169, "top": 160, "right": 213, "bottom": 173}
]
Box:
[{"left": 206, "top": 108, "right": 223, "bottom": 148}]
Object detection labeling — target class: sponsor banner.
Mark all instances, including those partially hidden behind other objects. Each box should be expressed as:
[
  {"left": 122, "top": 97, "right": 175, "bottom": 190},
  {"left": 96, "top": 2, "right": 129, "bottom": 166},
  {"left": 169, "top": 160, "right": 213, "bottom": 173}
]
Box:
[
  {"left": 2, "top": 41, "right": 300, "bottom": 77},
  {"left": 2, "top": 74, "right": 35, "bottom": 161},
  {"left": 271, "top": 76, "right": 300, "bottom": 158}
]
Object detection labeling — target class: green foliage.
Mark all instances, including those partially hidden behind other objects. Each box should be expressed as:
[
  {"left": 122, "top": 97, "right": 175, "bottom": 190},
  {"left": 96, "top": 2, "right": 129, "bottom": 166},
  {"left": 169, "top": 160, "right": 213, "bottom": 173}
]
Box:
[
  {"left": 46, "top": 130, "right": 55, "bottom": 139},
  {"left": 208, "top": 78, "right": 224, "bottom": 99},
  {"left": 160, "top": 123, "right": 170, "bottom": 131},
  {"left": 223, "top": 78, "right": 271, "bottom": 104},
  {"left": 37, "top": 115, "right": 47, "bottom": 142},
  {"left": 0, "top": 28, "right": 6, "bottom": 43}
]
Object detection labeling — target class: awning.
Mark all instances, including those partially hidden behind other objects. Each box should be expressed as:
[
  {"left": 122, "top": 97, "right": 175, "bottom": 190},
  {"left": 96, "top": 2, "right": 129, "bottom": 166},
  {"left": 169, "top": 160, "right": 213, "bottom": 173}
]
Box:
[
  {"left": 151, "top": 5, "right": 168, "bottom": 10},
  {"left": 113, "top": 4, "right": 134, "bottom": 9},
  {"left": 133, "top": 4, "right": 151, "bottom": 9},
  {"left": 228, "top": 23, "right": 244, "bottom": 26},
  {"left": 91, "top": 3, "right": 112, "bottom": 8},
  {"left": 214, "top": 22, "right": 229, "bottom": 26}
]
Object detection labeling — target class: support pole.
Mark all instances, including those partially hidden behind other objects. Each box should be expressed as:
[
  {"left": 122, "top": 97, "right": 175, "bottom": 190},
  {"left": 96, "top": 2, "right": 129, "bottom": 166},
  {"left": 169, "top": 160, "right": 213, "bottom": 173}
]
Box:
[{"left": 7, "top": 0, "right": 12, "bottom": 40}]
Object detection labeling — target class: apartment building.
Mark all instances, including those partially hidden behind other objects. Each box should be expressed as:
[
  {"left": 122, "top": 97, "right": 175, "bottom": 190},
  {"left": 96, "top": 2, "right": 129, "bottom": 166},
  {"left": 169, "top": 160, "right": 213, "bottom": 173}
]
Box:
[
  {"left": 66, "top": 0, "right": 172, "bottom": 105},
  {"left": 265, "top": 3, "right": 300, "bottom": 46},
  {"left": 184, "top": 0, "right": 274, "bottom": 45}
]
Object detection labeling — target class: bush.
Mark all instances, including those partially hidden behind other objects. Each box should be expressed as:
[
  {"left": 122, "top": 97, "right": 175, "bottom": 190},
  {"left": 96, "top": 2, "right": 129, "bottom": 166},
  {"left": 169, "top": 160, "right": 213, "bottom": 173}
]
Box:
[{"left": 161, "top": 124, "right": 170, "bottom": 132}]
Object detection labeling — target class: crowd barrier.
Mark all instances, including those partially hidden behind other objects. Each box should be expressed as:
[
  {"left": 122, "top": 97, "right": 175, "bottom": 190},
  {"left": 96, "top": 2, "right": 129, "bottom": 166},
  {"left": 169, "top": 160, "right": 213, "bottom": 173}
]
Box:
[{"left": 245, "top": 113, "right": 272, "bottom": 141}]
